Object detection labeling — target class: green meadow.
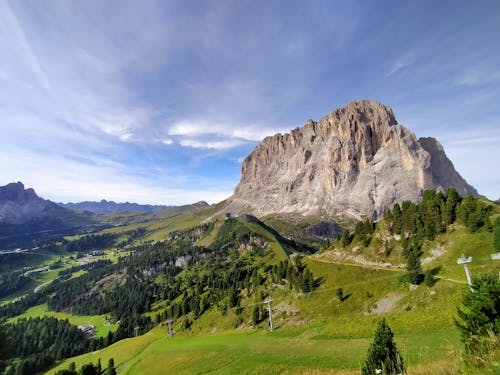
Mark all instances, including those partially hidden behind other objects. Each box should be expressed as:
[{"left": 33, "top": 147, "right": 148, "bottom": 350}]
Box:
[{"left": 10, "top": 304, "right": 118, "bottom": 338}]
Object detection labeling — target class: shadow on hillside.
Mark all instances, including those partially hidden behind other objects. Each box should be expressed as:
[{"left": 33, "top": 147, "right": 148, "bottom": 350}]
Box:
[
  {"left": 340, "top": 293, "right": 352, "bottom": 302},
  {"left": 313, "top": 276, "right": 326, "bottom": 288}
]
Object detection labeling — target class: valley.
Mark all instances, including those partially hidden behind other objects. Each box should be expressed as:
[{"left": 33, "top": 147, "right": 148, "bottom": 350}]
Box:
[
  {"left": 1, "top": 185, "right": 499, "bottom": 374},
  {"left": 0, "top": 102, "right": 499, "bottom": 375}
]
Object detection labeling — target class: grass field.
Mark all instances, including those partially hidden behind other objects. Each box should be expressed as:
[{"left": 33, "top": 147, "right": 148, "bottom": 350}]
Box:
[
  {"left": 11, "top": 210, "right": 499, "bottom": 374},
  {"left": 47, "top": 251, "right": 481, "bottom": 374},
  {"left": 47, "top": 321, "right": 465, "bottom": 375},
  {"left": 10, "top": 303, "right": 118, "bottom": 337}
]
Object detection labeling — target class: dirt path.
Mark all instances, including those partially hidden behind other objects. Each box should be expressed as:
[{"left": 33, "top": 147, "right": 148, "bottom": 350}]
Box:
[
  {"left": 310, "top": 256, "right": 468, "bottom": 285},
  {"left": 309, "top": 256, "right": 404, "bottom": 272}
]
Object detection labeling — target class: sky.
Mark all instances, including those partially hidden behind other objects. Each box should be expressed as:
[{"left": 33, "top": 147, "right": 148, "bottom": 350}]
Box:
[{"left": 0, "top": 0, "right": 499, "bottom": 204}]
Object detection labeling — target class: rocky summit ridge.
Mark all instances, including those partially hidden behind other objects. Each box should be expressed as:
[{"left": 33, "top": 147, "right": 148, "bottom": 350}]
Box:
[
  {"left": 0, "top": 182, "right": 66, "bottom": 224},
  {"left": 227, "top": 100, "right": 477, "bottom": 220}
]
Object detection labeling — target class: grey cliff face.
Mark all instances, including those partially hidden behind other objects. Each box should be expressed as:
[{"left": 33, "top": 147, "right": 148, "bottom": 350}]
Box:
[
  {"left": 0, "top": 182, "right": 61, "bottom": 224},
  {"left": 229, "top": 100, "right": 477, "bottom": 220}
]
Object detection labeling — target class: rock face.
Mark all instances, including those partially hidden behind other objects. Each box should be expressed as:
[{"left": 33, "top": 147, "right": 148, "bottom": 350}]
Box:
[
  {"left": 229, "top": 100, "right": 477, "bottom": 220},
  {"left": 0, "top": 182, "right": 96, "bottom": 250},
  {"left": 0, "top": 182, "right": 64, "bottom": 224},
  {"left": 305, "top": 221, "right": 344, "bottom": 238}
]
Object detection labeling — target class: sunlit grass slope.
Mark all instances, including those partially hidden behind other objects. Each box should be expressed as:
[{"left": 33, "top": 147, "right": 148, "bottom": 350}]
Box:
[{"left": 10, "top": 303, "right": 118, "bottom": 337}]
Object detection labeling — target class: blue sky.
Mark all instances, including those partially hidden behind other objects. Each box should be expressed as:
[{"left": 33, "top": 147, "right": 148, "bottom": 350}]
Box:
[{"left": 0, "top": 0, "right": 499, "bottom": 204}]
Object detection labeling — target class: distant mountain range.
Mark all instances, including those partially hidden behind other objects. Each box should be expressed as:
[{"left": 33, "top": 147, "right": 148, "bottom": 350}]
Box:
[
  {"left": 0, "top": 182, "right": 211, "bottom": 249},
  {"left": 58, "top": 200, "right": 173, "bottom": 214},
  {"left": 0, "top": 182, "right": 76, "bottom": 225},
  {"left": 0, "top": 182, "right": 96, "bottom": 249}
]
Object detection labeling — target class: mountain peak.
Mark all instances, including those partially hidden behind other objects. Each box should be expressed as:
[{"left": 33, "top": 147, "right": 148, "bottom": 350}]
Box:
[
  {"left": 0, "top": 182, "right": 60, "bottom": 224},
  {"left": 0, "top": 182, "right": 38, "bottom": 202},
  {"left": 229, "top": 101, "right": 477, "bottom": 220}
]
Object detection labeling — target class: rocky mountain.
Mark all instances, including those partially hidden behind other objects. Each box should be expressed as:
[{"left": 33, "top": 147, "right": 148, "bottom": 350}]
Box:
[
  {"left": 227, "top": 100, "right": 477, "bottom": 220},
  {"left": 0, "top": 182, "right": 67, "bottom": 224},
  {"left": 58, "top": 200, "right": 173, "bottom": 214},
  {"left": 0, "top": 182, "right": 95, "bottom": 249}
]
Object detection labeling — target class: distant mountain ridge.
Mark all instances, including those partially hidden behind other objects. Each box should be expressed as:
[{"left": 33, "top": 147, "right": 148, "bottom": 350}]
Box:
[
  {"left": 0, "top": 182, "right": 96, "bottom": 249},
  {"left": 0, "top": 182, "right": 68, "bottom": 224},
  {"left": 227, "top": 100, "right": 477, "bottom": 220},
  {"left": 58, "top": 200, "right": 173, "bottom": 214}
]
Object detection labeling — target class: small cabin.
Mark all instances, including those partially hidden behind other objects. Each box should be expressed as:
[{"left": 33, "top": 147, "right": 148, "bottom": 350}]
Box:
[{"left": 77, "top": 324, "right": 95, "bottom": 336}]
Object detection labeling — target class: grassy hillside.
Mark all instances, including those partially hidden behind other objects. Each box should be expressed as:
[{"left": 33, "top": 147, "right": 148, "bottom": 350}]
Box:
[
  {"left": 9, "top": 303, "right": 118, "bottom": 337},
  {"left": 48, "top": 255, "right": 474, "bottom": 375},
  {"left": 3, "top": 193, "right": 499, "bottom": 374},
  {"left": 48, "top": 218, "right": 500, "bottom": 374}
]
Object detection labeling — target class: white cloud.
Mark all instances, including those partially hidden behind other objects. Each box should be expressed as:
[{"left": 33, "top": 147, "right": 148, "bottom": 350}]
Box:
[
  {"left": 162, "top": 138, "right": 173, "bottom": 145},
  {"left": 0, "top": 147, "right": 231, "bottom": 205},
  {"left": 456, "top": 69, "right": 500, "bottom": 87},
  {"left": 167, "top": 119, "right": 288, "bottom": 149},
  {"left": 386, "top": 54, "right": 415, "bottom": 77},
  {"left": 168, "top": 120, "right": 280, "bottom": 141},
  {"left": 179, "top": 138, "right": 246, "bottom": 150}
]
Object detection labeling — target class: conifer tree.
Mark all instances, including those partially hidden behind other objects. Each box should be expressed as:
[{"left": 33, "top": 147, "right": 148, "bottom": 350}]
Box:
[
  {"left": 493, "top": 217, "right": 500, "bottom": 252},
  {"left": 405, "top": 250, "right": 423, "bottom": 285},
  {"left": 392, "top": 204, "right": 402, "bottom": 235},
  {"left": 444, "top": 188, "right": 460, "bottom": 225},
  {"left": 362, "top": 318, "right": 405, "bottom": 374},
  {"left": 105, "top": 358, "right": 116, "bottom": 375},
  {"left": 455, "top": 274, "right": 500, "bottom": 354},
  {"left": 252, "top": 306, "right": 260, "bottom": 325}
]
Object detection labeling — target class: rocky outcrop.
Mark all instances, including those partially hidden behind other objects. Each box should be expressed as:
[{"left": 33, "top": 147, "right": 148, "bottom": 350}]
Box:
[
  {"left": 0, "top": 182, "right": 97, "bottom": 250},
  {"left": 228, "top": 100, "right": 477, "bottom": 220},
  {"left": 305, "top": 221, "right": 344, "bottom": 238},
  {"left": 0, "top": 182, "right": 64, "bottom": 224}
]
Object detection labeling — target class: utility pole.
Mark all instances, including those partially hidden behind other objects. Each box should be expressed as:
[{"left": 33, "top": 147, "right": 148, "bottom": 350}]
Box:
[
  {"left": 264, "top": 298, "right": 274, "bottom": 332},
  {"left": 167, "top": 318, "right": 175, "bottom": 338},
  {"left": 457, "top": 254, "right": 473, "bottom": 289},
  {"left": 134, "top": 326, "right": 140, "bottom": 337}
]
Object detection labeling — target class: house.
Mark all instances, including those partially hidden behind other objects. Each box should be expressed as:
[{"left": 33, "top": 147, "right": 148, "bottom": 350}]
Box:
[{"left": 77, "top": 324, "right": 95, "bottom": 336}]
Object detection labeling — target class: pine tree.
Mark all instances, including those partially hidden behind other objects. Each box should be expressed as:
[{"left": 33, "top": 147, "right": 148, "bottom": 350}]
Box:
[
  {"left": 79, "top": 362, "right": 99, "bottom": 375},
  {"left": 106, "top": 330, "right": 114, "bottom": 347},
  {"left": 444, "top": 188, "right": 460, "bottom": 225},
  {"left": 455, "top": 273, "right": 500, "bottom": 354},
  {"left": 341, "top": 230, "right": 352, "bottom": 247},
  {"left": 105, "top": 358, "right": 116, "bottom": 375},
  {"left": 493, "top": 217, "right": 500, "bottom": 252},
  {"left": 300, "top": 269, "right": 314, "bottom": 292},
  {"left": 0, "top": 322, "right": 9, "bottom": 362},
  {"left": 336, "top": 288, "right": 344, "bottom": 301},
  {"left": 405, "top": 249, "right": 423, "bottom": 285},
  {"left": 392, "top": 204, "right": 402, "bottom": 235},
  {"left": 362, "top": 318, "right": 405, "bottom": 374},
  {"left": 252, "top": 306, "right": 260, "bottom": 326}
]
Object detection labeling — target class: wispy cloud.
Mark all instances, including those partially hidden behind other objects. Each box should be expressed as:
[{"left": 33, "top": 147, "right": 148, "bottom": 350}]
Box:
[
  {"left": 1, "top": 1, "right": 499, "bottom": 203},
  {"left": 386, "top": 55, "right": 415, "bottom": 77},
  {"left": 0, "top": 144, "right": 233, "bottom": 205},
  {"left": 166, "top": 119, "right": 288, "bottom": 149}
]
